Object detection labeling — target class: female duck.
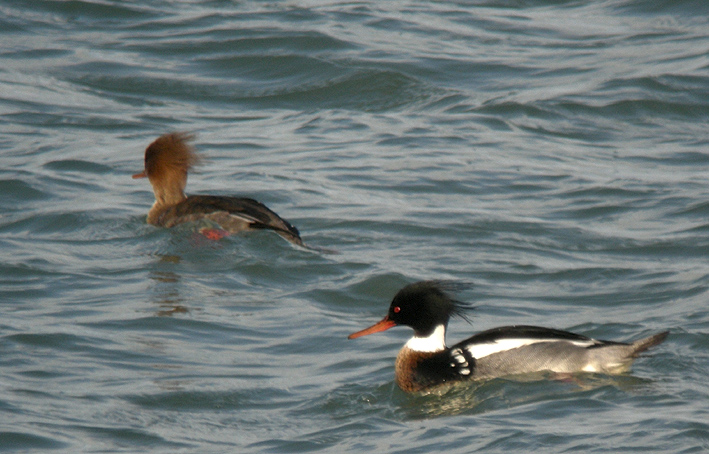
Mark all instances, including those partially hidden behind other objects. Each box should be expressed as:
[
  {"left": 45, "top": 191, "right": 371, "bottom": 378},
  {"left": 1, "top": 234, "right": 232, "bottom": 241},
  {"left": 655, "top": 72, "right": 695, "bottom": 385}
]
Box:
[
  {"left": 349, "top": 281, "right": 668, "bottom": 393},
  {"left": 133, "top": 133, "right": 304, "bottom": 246}
]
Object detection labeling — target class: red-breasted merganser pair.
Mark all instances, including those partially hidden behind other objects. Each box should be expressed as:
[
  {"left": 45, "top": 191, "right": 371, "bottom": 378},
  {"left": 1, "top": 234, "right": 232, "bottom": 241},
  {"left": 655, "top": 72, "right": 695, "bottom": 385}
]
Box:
[
  {"left": 349, "top": 281, "right": 668, "bottom": 393},
  {"left": 133, "top": 133, "right": 304, "bottom": 246}
]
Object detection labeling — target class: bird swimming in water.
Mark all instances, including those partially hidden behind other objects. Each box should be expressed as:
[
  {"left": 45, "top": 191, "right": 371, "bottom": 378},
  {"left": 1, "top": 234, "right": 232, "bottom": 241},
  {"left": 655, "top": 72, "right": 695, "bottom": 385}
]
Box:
[
  {"left": 349, "top": 281, "right": 668, "bottom": 393},
  {"left": 133, "top": 132, "right": 305, "bottom": 246}
]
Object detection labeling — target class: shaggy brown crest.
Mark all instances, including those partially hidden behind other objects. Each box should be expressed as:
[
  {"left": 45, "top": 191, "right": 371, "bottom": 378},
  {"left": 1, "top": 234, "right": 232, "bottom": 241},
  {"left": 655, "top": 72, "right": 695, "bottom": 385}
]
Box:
[
  {"left": 143, "top": 132, "right": 200, "bottom": 180},
  {"left": 132, "top": 132, "right": 202, "bottom": 221}
]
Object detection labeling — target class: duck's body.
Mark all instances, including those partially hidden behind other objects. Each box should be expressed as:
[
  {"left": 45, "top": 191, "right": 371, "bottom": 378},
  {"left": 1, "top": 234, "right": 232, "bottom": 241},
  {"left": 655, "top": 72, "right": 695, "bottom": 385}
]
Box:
[
  {"left": 393, "top": 324, "right": 668, "bottom": 393},
  {"left": 349, "top": 281, "right": 668, "bottom": 393},
  {"left": 133, "top": 133, "right": 304, "bottom": 246},
  {"left": 147, "top": 194, "right": 303, "bottom": 245}
]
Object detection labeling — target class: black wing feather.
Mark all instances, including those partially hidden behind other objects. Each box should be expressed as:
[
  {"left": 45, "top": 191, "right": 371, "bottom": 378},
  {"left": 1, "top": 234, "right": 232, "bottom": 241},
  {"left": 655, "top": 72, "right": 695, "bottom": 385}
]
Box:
[
  {"left": 157, "top": 195, "right": 303, "bottom": 245},
  {"left": 454, "top": 325, "right": 624, "bottom": 349},
  {"left": 183, "top": 195, "right": 300, "bottom": 236}
]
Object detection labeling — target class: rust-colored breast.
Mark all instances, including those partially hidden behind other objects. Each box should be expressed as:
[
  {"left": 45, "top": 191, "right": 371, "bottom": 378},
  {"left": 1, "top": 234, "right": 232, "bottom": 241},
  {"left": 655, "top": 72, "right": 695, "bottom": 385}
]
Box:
[{"left": 394, "top": 347, "right": 441, "bottom": 393}]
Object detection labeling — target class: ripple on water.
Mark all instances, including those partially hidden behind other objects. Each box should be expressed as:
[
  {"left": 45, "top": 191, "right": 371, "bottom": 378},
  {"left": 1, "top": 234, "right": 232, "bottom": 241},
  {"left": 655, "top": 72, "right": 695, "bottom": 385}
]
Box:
[{"left": 0, "top": 432, "right": 68, "bottom": 451}]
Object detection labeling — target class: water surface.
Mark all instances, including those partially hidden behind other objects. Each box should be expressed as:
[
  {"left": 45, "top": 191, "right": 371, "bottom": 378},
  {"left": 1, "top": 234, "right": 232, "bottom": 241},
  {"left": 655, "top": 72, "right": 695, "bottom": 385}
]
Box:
[{"left": 1, "top": 0, "right": 708, "bottom": 452}]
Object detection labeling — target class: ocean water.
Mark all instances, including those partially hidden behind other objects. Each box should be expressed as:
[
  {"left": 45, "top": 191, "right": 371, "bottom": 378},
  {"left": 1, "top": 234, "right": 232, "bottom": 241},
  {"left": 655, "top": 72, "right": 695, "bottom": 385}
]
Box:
[{"left": 1, "top": 0, "right": 708, "bottom": 452}]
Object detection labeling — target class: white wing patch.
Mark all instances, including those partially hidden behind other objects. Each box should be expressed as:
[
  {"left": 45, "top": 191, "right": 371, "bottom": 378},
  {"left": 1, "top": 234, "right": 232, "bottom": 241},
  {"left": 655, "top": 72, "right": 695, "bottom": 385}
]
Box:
[{"left": 467, "top": 338, "right": 597, "bottom": 359}]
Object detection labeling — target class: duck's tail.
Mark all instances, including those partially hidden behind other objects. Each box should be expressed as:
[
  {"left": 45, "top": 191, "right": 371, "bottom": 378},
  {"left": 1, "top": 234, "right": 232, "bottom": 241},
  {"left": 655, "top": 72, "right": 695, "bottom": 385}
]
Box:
[
  {"left": 587, "top": 331, "right": 668, "bottom": 374},
  {"left": 252, "top": 224, "right": 339, "bottom": 254},
  {"left": 629, "top": 331, "right": 669, "bottom": 357}
]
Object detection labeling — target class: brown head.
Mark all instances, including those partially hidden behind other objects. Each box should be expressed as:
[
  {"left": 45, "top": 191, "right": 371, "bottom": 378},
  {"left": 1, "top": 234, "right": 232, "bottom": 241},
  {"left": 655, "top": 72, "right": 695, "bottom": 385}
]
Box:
[{"left": 133, "top": 133, "right": 200, "bottom": 209}]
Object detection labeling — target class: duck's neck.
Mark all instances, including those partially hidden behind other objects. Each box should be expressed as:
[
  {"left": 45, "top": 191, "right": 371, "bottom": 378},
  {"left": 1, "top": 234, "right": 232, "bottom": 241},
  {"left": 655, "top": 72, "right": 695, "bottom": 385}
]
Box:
[
  {"left": 147, "top": 179, "right": 187, "bottom": 224},
  {"left": 403, "top": 324, "right": 447, "bottom": 353}
]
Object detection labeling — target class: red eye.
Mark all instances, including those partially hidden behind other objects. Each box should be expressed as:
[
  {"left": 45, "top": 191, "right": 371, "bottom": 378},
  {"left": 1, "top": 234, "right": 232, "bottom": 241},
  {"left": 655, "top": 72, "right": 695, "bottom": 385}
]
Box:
[{"left": 393, "top": 306, "right": 401, "bottom": 313}]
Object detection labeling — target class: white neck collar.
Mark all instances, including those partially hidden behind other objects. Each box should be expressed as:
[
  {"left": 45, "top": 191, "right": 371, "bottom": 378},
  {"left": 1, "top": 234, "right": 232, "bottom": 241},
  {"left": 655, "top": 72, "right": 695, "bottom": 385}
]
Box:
[{"left": 404, "top": 324, "right": 447, "bottom": 353}]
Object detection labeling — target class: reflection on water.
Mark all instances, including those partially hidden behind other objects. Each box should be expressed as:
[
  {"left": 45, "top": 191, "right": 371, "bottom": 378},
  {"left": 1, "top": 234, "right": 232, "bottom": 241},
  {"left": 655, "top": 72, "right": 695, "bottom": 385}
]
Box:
[
  {"left": 156, "top": 305, "right": 190, "bottom": 317},
  {"left": 148, "top": 255, "right": 190, "bottom": 317},
  {"left": 400, "top": 372, "right": 663, "bottom": 419}
]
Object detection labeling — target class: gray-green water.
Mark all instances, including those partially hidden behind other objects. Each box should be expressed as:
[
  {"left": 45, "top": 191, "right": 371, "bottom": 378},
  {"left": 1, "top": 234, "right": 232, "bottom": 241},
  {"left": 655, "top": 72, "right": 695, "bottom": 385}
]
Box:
[{"left": 1, "top": 0, "right": 708, "bottom": 452}]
